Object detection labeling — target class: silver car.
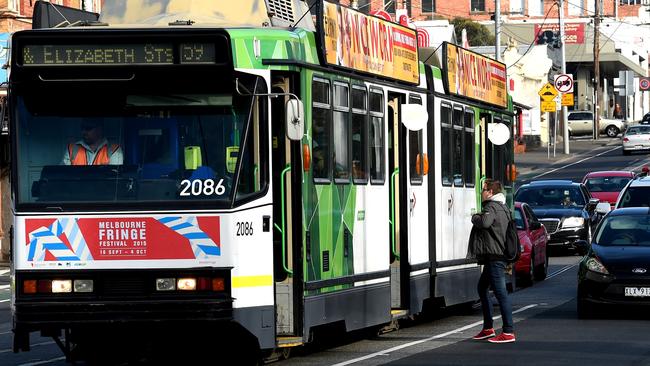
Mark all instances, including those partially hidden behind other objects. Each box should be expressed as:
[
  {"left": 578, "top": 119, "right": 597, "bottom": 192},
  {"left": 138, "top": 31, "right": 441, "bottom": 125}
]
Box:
[{"left": 622, "top": 125, "right": 650, "bottom": 155}]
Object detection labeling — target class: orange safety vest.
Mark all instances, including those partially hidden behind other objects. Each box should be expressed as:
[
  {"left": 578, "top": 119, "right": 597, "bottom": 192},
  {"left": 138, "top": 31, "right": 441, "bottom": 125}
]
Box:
[{"left": 68, "top": 143, "right": 120, "bottom": 166}]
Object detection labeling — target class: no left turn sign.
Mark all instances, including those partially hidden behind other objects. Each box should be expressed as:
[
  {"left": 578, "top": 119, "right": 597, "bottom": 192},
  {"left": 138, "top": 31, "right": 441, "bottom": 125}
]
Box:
[
  {"left": 554, "top": 74, "right": 574, "bottom": 93},
  {"left": 639, "top": 77, "right": 650, "bottom": 91}
]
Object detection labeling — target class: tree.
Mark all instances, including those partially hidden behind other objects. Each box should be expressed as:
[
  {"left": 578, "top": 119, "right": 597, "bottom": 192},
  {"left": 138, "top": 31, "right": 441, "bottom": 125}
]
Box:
[{"left": 451, "top": 18, "right": 495, "bottom": 47}]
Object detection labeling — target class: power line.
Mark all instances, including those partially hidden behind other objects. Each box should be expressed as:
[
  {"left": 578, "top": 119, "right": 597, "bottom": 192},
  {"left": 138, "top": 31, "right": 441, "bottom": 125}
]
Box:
[{"left": 507, "top": 2, "right": 559, "bottom": 69}]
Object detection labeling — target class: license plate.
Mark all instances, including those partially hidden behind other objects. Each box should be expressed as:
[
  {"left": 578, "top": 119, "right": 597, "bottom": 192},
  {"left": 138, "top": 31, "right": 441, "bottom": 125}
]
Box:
[{"left": 624, "top": 287, "right": 650, "bottom": 297}]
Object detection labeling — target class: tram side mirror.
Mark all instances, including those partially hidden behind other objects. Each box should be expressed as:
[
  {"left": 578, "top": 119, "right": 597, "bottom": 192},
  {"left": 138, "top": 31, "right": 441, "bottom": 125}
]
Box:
[
  {"left": 400, "top": 104, "right": 428, "bottom": 131},
  {"left": 285, "top": 99, "right": 304, "bottom": 141}
]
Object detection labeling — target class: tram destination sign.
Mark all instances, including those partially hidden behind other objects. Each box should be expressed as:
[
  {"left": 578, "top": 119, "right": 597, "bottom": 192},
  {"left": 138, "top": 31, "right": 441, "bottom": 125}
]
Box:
[
  {"left": 320, "top": 0, "right": 419, "bottom": 84},
  {"left": 442, "top": 42, "right": 507, "bottom": 108},
  {"left": 20, "top": 43, "right": 217, "bottom": 66}
]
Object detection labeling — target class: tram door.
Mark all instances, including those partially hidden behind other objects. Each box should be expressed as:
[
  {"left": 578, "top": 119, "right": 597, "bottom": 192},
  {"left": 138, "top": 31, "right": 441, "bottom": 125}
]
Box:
[
  {"left": 388, "top": 92, "right": 428, "bottom": 312},
  {"left": 272, "top": 77, "right": 304, "bottom": 341}
]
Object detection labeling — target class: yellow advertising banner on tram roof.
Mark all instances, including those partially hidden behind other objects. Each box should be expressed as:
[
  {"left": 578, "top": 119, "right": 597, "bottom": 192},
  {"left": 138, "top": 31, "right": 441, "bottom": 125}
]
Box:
[
  {"left": 321, "top": 1, "right": 419, "bottom": 84},
  {"left": 443, "top": 42, "right": 507, "bottom": 108}
]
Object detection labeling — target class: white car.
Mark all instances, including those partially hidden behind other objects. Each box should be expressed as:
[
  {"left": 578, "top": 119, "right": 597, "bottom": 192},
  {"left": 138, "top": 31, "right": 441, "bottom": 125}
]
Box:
[
  {"left": 622, "top": 125, "right": 650, "bottom": 155},
  {"left": 568, "top": 111, "right": 626, "bottom": 138}
]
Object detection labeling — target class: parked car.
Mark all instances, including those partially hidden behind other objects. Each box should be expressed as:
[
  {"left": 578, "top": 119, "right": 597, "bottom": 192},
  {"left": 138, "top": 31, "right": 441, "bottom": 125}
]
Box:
[
  {"left": 639, "top": 112, "right": 650, "bottom": 124},
  {"left": 577, "top": 207, "right": 650, "bottom": 318},
  {"left": 582, "top": 171, "right": 635, "bottom": 208},
  {"left": 514, "top": 180, "right": 605, "bottom": 254},
  {"left": 615, "top": 175, "right": 650, "bottom": 208},
  {"left": 513, "top": 202, "right": 549, "bottom": 285},
  {"left": 568, "top": 111, "right": 626, "bottom": 138},
  {"left": 622, "top": 125, "right": 650, "bottom": 155}
]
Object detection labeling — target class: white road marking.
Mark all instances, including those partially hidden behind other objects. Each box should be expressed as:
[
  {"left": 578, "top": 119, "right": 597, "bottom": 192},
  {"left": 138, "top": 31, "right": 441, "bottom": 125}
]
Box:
[
  {"left": 529, "top": 146, "right": 622, "bottom": 180},
  {"left": 546, "top": 263, "right": 579, "bottom": 280},
  {"left": 0, "top": 299, "right": 9, "bottom": 303},
  {"left": 0, "top": 330, "right": 11, "bottom": 335},
  {"left": 18, "top": 357, "right": 66, "bottom": 366},
  {"left": 0, "top": 269, "right": 9, "bottom": 276},
  {"left": 331, "top": 304, "right": 539, "bottom": 366},
  {"left": 0, "top": 284, "right": 10, "bottom": 290},
  {"left": 0, "top": 341, "right": 55, "bottom": 354}
]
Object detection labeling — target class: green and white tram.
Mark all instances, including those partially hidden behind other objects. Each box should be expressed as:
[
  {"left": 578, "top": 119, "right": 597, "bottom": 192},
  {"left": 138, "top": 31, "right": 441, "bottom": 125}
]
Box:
[{"left": 8, "top": 0, "right": 515, "bottom": 361}]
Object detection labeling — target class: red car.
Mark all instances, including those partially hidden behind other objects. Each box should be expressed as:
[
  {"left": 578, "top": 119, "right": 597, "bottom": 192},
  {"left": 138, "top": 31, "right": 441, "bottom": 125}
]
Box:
[
  {"left": 582, "top": 171, "right": 635, "bottom": 208},
  {"left": 514, "top": 202, "right": 549, "bottom": 286}
]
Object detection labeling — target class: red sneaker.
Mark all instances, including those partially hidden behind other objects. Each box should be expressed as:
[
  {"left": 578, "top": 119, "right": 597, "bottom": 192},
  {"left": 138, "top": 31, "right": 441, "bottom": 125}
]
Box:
[
  {"left": 488, "top": 332, "right": 516, "bottom": 343},
  {"left": 472, "top": 328, "right": 496, "bottom": 340}
]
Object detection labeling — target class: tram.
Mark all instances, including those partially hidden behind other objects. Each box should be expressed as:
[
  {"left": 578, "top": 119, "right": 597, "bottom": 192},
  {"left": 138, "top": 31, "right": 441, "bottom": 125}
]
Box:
[{"left": 7, "top": 0, "right": 515, "bottom": 362}]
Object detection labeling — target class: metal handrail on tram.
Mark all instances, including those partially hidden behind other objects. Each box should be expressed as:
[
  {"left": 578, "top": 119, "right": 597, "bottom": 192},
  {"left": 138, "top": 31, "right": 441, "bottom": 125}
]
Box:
[
  {"left": 273, "top": 164, "right": 294, "bottom": 276},
  {"left": 389, "top": 168, "right": 400, "bottom": 260}
]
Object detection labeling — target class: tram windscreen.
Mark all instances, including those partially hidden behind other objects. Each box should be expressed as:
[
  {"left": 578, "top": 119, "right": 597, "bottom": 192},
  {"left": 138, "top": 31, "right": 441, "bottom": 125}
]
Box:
[{"left": 14, "top": 73, "right": 265, "bottom": 209}]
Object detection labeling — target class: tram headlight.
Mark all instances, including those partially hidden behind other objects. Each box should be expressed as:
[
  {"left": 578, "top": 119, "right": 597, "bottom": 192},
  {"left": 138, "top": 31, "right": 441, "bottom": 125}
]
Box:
[
  {"left": 156, "top": 278, "right": 176, "bottom": 291},
  {"left": 73, "top": 280, "right": 94, "bottom": 293},
  {"left": 177, "top": 278, "right": 197, "bottom": 291},
  {"left": 52, "top": 280, "right": 72, "bottom": 293}
]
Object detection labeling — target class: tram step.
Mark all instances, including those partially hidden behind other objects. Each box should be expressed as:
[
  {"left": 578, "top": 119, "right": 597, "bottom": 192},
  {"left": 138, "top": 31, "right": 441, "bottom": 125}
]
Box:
[
  {"left": 391, "top": 309, "right": 409, "bottom": 320},
  {"left": 276, "top": 336, "right": 304, "bottom": 348}
]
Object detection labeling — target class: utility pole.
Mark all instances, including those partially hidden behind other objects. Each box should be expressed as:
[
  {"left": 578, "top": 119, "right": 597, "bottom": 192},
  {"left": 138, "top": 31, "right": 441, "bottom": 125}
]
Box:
[
  {"left": 559, "top": 0, "right": 569, "bottom": 154},
  {"left": 495, "top": 0, "right": 501, "bottom": 61},
  {"left": 593, "top": 0, "right": 600, "bottom": 140}
]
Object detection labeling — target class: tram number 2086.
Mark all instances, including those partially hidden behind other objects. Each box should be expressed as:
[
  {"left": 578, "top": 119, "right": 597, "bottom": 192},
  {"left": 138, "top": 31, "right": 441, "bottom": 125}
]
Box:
[
  {"left": 179, "top": 179, "right": 226, "bottom": 196},
  {"left": 236, "top": 222, "right": 254, "bottom": 236}
]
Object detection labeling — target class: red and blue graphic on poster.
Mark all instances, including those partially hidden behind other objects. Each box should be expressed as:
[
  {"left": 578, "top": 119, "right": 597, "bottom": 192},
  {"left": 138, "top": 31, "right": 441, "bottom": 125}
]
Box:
[{"left": 24, "top": 216, "right": 221, "bottom": 262}]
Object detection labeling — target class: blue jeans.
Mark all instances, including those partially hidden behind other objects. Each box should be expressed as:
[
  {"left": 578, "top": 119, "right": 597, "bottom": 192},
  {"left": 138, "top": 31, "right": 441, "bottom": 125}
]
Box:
[{"left": 478, "top": 260, "right": 514, "bottom": 333}]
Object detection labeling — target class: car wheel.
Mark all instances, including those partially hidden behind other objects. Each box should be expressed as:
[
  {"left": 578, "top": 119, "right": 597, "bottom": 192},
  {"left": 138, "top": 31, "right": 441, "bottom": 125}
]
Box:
[
  {"left": 606, "top": 125, "right": 620, "bottom": 137},
  {"left": 534, "top": 251, "right": 548, "bottom": 281}
]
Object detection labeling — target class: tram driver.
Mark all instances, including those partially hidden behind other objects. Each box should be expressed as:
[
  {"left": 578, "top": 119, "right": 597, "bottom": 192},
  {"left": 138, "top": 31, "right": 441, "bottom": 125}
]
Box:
[{"left": 62, "top": 119, "right": 124, "bottom": 166}]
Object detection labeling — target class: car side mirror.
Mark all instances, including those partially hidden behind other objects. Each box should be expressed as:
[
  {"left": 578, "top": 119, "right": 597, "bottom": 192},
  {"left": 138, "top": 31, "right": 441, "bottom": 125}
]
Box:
[
  {"left": 595, "top": 202, "right": 611, "bottom": 215},
  {"left": 529, "top": 221, "right": 542, "bottom": 230}
]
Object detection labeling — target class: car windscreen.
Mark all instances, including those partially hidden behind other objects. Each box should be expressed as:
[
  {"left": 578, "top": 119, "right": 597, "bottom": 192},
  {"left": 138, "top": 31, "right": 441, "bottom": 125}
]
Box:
[
  {"left": 515, "top": 186, "right": 585, "bottom": 207},
  {"left": 625, "top": 126, "right": 650, "bottom": 135},
  {"left": 618, "top": 187, "right": 650, "bottom": 208},
  {"left": 585, "top": 176, "right": 632, "bottom": 192},
  {"left": 595, "top": 215, "right": 650, "bottom": 246}
]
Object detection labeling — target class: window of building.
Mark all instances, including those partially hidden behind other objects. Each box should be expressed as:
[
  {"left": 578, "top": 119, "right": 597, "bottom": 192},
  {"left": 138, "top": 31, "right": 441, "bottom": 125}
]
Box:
[
  {"left": 385, "top": 0, "right": 396, "bottom": 13},
  {"left": 464, "top": 109, "right": 475, "bottom": 187},
  {"left": 452, "top": 106, "right": 464, "bottom": 187},
  {"left": 409, "top": 95, "right": 423, "bottom": 185},
  {"left": 312, "top": 78, "right": 331, "bottom": 184},
  {"left": 352, "top": 86, "right": 368, "bottom": 184},
  {"left": 422, "top": 0, "right": 435, "bottom": 12},
  {"left": 8, "top": 0, "right": 19, "bottom": 12},
  {"left": 528, "top": 0, "right": 543, "bottom": 15},
  {"left": 441, "top": 103, "right": 453, "bottom": 186},
  {"left": 333, "top": 82, "right": 350, "bottom": 183},
  {"left": 620, "top": 0, "right": 645, "bottom": 5},
  {"left": 369, "top": 89, "right": 385, "bottom": 184},
  {"left": 471, "top": 0, "right": 486, "bottom": 12},
  {"left": 568, "top": 0, "right": 582, "bottom": 16},
  {"left": 510, "top": 0, "right": 524, "bottom": 13}
]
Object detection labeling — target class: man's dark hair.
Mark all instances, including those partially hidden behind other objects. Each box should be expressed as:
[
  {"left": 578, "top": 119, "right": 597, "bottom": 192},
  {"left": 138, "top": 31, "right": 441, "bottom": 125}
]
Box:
[{"left": 483, "top": 179, "right": 503, "bottom": 194}]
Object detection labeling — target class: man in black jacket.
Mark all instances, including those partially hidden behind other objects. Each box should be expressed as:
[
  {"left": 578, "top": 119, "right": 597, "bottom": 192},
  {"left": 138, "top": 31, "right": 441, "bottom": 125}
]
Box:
[{"left": 468, "top": 179, "right": 515, "bottom": 343}]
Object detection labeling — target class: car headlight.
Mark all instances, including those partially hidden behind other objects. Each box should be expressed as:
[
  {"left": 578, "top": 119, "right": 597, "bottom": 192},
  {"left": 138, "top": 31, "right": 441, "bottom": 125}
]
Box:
[
  {"left": 562, "top": 217, "right": 584, "bottom": 228},
  {"left": 585, "top": 257, "right": 609, "bottom": 275}
]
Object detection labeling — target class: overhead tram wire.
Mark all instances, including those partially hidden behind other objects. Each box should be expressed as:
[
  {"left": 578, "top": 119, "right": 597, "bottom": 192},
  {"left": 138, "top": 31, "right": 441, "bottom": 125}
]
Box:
[{"left": 506, "top": 2, "right": 559, "bottom": 69}]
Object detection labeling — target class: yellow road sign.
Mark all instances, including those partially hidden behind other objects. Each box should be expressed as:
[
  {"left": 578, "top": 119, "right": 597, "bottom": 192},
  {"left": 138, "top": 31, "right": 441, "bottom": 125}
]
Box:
[
  {"left": 539, "top": 82, "right": 559, "bottom": 101},
  {"left": 562, "top": 93, "right": 574, "bottom": 106},
  {"left": 540, "top": 100, "right": 556, "bottom": 112}
]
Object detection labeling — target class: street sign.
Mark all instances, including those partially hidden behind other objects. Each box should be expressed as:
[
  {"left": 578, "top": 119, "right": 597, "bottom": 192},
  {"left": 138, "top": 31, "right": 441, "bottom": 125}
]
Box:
[
  {"left": 640, "top": 77, "right": 650, "bottom": 91},
  {"left": 554, "top": 74, "right": 574, "bottom": 93},
  {"left": 539, "top": 82, "right": 559, "bottom": 101},
  {"left": 562, "top": 93, "right": 574, "bottom": 106},
  {"left": 541, "top": 100, "right": 556, "bottom": 112}
]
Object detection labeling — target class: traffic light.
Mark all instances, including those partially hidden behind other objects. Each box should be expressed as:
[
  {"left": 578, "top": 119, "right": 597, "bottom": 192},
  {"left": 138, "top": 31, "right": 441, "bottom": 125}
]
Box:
[{"left": 536, "top": 30, "right": 560, "bottom": 48}]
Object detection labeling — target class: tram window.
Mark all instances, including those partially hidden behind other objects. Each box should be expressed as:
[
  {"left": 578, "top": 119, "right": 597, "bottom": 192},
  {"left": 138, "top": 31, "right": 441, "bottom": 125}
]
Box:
[
  {"left": 352, "top": 86, "right": 368, "bottom": 184},
  {"left": 333, "top": 83, "right": 350, "bottom": 183},
  {"left": 312, "top": 78, "right": 331, "bottom": 183},
  {"left": 464, "top": 110, "right": 475, "bottom": 187},
  {"left": 369, "top": 89, "right": 385, "bottom": 184},
  {"left": 492, "top": 116, "right": 505, "bottom": 184},
  {"left": 503, "top": 116, "right": 514, "bottom": 187},
  {"left": 441, "top": 104, "right": 452, "bottom": 186},
  {"left": 452, "top": 107, "right": 464, "bottom": 186},
  {"left": 409, "top": 95, "right": 424, "bottom": 185}
]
